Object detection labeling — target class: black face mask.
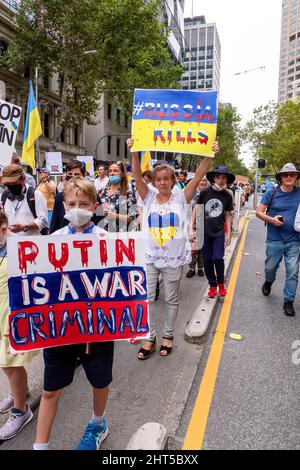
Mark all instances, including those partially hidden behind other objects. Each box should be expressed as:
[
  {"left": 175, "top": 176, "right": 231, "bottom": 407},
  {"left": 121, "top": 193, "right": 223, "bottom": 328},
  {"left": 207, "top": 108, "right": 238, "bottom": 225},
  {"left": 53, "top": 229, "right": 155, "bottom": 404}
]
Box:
[{"left": 6, "top": 184, "right": 24, "bottom": 198}]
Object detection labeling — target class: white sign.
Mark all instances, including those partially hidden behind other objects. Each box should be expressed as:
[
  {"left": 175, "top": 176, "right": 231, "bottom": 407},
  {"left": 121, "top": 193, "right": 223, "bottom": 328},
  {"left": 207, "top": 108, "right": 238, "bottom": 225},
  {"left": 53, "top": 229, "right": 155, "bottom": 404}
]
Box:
[
  {"left": 77, "top": 155, "right": 95, "bottom": 177},
  {"left": 45, "top": 151, "right": 63, "bottom": 174},
  {"left": 0, "top": 99, "right": 22, "bottom": 168}
]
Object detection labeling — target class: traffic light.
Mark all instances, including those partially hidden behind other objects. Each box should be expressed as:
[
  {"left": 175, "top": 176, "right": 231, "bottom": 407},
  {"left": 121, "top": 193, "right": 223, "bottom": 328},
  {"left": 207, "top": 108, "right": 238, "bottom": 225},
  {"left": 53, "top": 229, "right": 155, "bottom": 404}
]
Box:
[{"left": 258, "top": 159, "right": 266, "bottom": 168}]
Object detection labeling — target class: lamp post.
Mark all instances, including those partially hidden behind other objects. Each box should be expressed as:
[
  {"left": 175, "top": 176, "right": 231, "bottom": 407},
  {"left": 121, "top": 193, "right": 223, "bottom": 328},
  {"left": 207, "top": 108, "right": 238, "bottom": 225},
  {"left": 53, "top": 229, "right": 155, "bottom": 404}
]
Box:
[
  {"left": 95, "top": 133, "right": 131, "bottom": 161},
  {"left": 34, "top": 66, "right": 42, "bottom": 169},
  {"left": 253, "top": 159, "right": 259, "bottom": 209}
]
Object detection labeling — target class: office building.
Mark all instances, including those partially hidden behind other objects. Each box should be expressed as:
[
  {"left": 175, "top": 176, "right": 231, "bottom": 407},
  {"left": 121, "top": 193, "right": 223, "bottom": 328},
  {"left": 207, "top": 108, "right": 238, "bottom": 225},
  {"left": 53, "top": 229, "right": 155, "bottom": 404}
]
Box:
[
  {"left": 278, "top": 0, "right": 300, "bottom": 103},
  {"left": 181, "top": 16, "right": 221, "bottom": 92}
]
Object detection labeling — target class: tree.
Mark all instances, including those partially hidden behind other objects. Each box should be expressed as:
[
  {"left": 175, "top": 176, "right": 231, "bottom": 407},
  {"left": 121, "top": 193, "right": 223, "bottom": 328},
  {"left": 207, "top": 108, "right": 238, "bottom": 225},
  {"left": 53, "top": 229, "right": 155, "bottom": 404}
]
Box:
[
  {"left": 181, "top": 104, "right": 249, "bottom": 177},
  {"left": 3, "top": 0, "right": 182, "bottom": 143},
  {"left": 243, "top": 99, "right": 300, "bottom": 172}
]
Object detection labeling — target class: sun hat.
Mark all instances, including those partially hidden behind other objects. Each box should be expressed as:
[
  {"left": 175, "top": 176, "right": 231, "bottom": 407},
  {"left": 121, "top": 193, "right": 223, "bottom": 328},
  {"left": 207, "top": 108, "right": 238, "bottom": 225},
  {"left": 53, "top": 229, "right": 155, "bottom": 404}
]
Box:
[{"left": 206, "top": 166, "right": 236, "bottom": 185}]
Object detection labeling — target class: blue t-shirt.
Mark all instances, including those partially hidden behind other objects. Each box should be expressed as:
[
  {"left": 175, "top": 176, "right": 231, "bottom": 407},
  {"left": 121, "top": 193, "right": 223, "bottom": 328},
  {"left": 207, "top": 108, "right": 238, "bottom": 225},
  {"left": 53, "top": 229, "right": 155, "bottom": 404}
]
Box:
[{"left": 261, "top": 186, "right": 300, "bottom": 242}]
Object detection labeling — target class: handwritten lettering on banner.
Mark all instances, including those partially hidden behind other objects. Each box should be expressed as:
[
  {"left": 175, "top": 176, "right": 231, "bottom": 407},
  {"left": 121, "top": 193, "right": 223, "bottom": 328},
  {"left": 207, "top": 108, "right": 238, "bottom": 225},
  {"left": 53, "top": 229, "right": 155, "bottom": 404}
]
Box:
[
  {"left": 131, "top": 89, "right": 218, "bottom": 157},
  {"left": 0, "top": 99, "right": 22, "bottom": 168},
  {"left": 8, "top": 233, "right": 149, "bottom": 351}
]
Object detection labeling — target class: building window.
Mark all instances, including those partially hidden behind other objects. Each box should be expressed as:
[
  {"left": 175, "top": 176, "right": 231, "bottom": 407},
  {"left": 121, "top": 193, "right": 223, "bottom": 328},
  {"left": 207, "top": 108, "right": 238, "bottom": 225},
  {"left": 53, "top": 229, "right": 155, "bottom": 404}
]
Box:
[
  {"left": 124, "top": 142, "right": 127, "bottom": 159},
  {"left": 116, "top": 109, "right": 121, "bottom": 125},
  {"left": 125, "top": 114, "right": 128, "bottom": 128},
  {"left": 116, "top": 138, "right": 120, "bottom": 157},
  {"left": 74, "top": 125, "right": 79, "bottom": 146},
  {"left": 44, "top": 113, "right": 50, "bottom": 138},
  {"left": 107, "top": 135, "right": 111, "bottom": 154},
  {"left": 0, "top": 39, "right": 8, "bottom": 55},
  {"left": 107, "top": 103, "right": 112, "bottom": 120},
  {"left": 60, "top": 128, "right": 65, "bottom": 143}
]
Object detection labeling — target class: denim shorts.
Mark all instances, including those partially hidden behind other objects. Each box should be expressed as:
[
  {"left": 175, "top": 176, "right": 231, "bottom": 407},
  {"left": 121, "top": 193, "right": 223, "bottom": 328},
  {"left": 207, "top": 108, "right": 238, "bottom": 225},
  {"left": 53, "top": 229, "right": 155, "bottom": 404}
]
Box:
[{"left": 43, "top": 342, "right": 114, "bottom": 391}]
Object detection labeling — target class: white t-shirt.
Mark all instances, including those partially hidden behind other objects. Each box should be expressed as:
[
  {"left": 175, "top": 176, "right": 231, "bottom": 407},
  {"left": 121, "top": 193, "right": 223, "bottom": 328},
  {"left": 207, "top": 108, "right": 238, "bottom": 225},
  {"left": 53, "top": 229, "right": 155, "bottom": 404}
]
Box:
[
  {"left": 53, "top": 224, "right": 106, "bottom": 236},
  {"left": 141, "top": 188, "right": 191, "bottom": 268},
  {"left": 94, "top": 176, "right": 109, "bottom": 193},
  {"left": 2, "top": 185, "right": 48, "bottom": 236}
]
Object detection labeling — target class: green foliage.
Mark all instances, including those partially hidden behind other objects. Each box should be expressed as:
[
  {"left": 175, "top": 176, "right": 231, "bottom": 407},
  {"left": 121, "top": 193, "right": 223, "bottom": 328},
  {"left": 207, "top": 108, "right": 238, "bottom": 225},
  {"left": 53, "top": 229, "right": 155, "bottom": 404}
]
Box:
[
  {"left": 181, "top": 104, "right": 249, "bottom": 177},
  {"left": 243, "top": 99, "right": 300, "bottom": 172},
  {"left": 5, "top": 0, "right": 182, "bottom": 138}
]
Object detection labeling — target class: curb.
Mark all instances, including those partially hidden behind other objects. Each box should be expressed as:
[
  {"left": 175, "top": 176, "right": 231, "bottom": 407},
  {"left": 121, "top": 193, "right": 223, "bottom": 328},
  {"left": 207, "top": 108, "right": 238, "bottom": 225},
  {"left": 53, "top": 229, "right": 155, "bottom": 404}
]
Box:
[
  {"left": 184, "top": 212, "right": 249, "bottom": 343},
  {"left": 126, "top": 422, "right": 168, "bottom": 450}
]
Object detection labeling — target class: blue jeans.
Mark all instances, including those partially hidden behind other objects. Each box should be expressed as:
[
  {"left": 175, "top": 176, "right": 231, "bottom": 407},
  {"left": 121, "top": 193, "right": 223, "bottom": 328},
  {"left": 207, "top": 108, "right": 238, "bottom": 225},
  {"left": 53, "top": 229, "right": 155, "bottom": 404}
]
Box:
[{"left": 265, "top": 240, "right": 300, "bottom": 301}]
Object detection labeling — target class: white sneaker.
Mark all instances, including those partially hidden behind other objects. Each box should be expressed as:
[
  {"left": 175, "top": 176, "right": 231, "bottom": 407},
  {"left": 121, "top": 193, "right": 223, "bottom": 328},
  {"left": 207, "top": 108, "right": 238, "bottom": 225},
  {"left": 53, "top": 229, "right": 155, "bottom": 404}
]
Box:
[
  {"left": 0, "top": 406, "right": 33, "bottom": 440},
  {"left": 0, "top": 394, "right": 14, "bottom": 414}
]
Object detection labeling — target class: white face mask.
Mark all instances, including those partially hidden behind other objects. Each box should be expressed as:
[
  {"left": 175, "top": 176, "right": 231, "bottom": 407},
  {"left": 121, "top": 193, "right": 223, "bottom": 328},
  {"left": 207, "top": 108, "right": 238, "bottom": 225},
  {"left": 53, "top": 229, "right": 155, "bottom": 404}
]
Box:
[
  {"left": 213, "top": 183, "right": 227, "bottom": 192},
  {"left": 64, "top": 208, "right": 93, "bottom": 227}
]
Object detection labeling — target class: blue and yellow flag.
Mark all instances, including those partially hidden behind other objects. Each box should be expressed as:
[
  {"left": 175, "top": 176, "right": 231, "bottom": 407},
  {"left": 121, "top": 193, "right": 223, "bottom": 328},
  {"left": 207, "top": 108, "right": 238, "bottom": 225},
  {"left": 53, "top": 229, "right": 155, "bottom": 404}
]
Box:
[
  {"left": 22, "top": 80, "right": 42, "bottom": 169},
  {"left": 140, "top": 150, "right": 151, "bottom": 172}
]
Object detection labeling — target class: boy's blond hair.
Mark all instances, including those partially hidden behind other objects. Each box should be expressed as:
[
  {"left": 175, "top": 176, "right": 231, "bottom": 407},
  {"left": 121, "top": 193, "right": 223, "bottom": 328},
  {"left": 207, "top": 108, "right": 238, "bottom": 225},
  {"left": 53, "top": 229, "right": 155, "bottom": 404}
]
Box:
[{"left": 64, "top": 177, "right": 97, "bottom": 204}]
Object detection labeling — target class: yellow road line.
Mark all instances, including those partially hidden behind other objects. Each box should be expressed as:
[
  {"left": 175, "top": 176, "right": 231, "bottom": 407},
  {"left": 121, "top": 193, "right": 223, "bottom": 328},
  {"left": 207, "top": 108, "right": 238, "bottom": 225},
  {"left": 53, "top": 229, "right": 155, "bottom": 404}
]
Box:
[{"left": 182, "top": 219, "right": 250, "bottom": 450}]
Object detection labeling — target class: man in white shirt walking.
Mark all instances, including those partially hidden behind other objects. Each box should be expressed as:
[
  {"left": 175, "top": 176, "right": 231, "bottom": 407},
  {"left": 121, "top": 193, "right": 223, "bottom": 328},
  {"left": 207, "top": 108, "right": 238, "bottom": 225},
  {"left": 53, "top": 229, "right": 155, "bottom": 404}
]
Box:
[{"left": 1, "top": 164, "right": 48, "bottom": 236}]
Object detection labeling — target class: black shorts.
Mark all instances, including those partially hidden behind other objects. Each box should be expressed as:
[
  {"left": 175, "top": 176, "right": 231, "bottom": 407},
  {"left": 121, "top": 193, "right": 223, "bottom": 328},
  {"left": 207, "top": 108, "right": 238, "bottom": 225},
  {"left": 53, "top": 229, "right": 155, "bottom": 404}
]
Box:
[{"left": 43, "top": 342, "right": 114, "bottom": 392}]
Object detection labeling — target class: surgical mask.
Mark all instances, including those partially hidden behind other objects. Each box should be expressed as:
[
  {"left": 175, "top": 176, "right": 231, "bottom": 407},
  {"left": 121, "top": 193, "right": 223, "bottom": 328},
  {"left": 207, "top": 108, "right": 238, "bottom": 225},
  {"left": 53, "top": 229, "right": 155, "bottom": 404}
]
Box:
[
  {"left": 212, "top": 183, "right": 227, "bottom": 192},
  {"left": 64, "top": 208, "right": 93, "bottom": 227},
  {"left": 6, "top": 184, "right": 23, "bottom": 197},
  {"left": 109, "top": 176, "right": 121, "bottom": 185}
]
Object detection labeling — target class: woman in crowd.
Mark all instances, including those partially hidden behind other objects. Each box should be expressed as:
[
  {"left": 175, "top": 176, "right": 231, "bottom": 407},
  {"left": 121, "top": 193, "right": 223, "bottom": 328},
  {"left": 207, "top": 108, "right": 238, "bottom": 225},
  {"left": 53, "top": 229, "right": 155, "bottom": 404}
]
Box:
[
  {"left": 127, "top": 138, "right": 219, "bottom": 359},
  {"left": 99, "top": 162, "right": 137, "bottom": 232}
]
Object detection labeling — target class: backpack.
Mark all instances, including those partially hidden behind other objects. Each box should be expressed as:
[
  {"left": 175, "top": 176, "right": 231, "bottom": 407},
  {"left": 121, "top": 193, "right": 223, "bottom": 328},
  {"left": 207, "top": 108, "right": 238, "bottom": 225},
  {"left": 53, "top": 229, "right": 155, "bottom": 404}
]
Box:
[
  {"left": 1, "top": 186, "right": 49, "bottom": 235},
  {"left": 264, "top": 187, "right": 278, "bottom": 226}
]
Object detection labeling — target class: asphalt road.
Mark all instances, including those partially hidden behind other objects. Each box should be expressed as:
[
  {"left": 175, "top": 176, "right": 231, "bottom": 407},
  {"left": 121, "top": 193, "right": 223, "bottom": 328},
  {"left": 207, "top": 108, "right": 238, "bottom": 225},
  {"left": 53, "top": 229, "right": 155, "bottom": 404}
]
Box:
[{"left": 173, "top": 214, "right": 300, "bottom": 450}]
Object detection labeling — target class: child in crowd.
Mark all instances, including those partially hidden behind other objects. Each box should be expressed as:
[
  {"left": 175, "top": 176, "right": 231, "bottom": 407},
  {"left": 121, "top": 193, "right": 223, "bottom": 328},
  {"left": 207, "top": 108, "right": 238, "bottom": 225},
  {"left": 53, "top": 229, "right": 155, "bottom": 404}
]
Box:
[
  {"left": 34, "top": 178, "right": 113, "bottom": 450},
  {"left": 0, "top": 211, "right": 38, "bottom": 440},
  {"left": 197, "top": 166, "right": 235, "bottom": 298}
]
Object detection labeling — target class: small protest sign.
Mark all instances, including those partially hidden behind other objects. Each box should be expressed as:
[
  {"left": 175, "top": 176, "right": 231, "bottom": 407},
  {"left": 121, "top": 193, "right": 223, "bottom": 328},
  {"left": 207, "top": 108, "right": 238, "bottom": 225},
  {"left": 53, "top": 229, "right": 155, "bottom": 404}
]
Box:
[
  {"left": 45, "top": 152, "right": 63, "bottom": 174},
  {"left": 0, "top": 99, "right": 22, "bottom": 168}
]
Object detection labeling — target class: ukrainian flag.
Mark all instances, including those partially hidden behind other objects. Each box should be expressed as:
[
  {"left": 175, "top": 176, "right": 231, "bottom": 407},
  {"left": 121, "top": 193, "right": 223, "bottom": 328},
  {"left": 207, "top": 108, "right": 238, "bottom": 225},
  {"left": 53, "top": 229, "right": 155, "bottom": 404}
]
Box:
[
  {"left": 140, "top": 150, "right": 151, "bottom": 172},
  {"left": 22, "top": 80, "right": 42, "bottom": 169}
]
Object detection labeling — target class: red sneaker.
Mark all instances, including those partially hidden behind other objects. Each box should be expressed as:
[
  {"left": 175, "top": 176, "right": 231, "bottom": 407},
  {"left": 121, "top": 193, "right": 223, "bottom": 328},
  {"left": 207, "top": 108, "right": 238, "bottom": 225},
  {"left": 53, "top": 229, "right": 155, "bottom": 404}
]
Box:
[
  {"left": 208, "top": 286, "right": 217, "bottom": 298},
  {"left": 218, "top": 284, "right": 227, "bottom": 297}
]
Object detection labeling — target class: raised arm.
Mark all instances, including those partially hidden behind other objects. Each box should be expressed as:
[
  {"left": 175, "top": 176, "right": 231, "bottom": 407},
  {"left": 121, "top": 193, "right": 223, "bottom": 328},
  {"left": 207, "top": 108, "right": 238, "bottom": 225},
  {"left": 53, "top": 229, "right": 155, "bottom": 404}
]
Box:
[
  {"left": 127, "top": 138, "right": 149, "bottom": 201},
  {"left": 184, "top": 141, "right": 219, "bottom": 203}
]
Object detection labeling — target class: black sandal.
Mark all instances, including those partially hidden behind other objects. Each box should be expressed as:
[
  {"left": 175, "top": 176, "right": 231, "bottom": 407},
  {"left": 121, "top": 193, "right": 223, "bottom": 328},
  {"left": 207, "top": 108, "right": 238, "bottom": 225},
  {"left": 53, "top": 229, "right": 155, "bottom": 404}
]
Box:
[
  {"left": 159, "top": 336, "right": 173, "bottom": 357},
  {"left": 137, "top": 339, "right": 156, "bottom": 360}
]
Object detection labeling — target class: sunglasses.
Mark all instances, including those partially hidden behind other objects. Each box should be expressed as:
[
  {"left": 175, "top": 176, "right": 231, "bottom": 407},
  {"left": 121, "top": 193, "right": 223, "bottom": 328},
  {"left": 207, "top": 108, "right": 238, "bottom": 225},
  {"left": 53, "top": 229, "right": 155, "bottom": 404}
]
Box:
[{"left": 282, "top": 173, "right": 297, "bottom": 177}]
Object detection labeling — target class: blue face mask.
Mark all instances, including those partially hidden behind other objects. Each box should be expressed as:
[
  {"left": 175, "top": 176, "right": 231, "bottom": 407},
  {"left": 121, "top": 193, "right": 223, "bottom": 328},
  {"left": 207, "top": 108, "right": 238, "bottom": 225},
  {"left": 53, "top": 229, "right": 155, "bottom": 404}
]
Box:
[{"left": 109, "top": 175, "right": 121, "bottom": 185}]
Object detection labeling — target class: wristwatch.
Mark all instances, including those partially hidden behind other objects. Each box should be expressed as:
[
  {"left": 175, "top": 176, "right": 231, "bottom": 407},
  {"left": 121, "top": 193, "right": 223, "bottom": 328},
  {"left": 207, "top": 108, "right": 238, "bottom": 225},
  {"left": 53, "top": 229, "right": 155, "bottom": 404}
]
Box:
[{"left": 23, "top": 225, "right": 29, "bottom": 232}]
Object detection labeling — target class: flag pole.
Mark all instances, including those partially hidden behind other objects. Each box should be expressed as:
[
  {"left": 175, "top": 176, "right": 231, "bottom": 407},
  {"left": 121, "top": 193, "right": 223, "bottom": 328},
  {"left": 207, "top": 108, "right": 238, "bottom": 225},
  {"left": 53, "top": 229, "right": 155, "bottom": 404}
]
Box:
[{"left": 35, "top": 66, "right": 41, "bottom": 170}]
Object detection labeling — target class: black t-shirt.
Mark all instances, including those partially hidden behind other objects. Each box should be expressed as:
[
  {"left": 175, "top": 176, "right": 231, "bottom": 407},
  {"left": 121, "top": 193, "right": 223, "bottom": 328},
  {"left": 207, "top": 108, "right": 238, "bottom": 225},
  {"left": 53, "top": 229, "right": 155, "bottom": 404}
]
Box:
[{"left": 197, "top": 187, "right": 233, "bottom": 237}]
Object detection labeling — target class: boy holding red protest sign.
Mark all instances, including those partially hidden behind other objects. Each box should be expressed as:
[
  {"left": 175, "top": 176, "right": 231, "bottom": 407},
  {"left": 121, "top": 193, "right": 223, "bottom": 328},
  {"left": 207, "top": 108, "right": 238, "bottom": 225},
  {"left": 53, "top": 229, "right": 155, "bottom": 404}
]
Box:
[{"left": 34, "top": 178, "right": 113, "bottom": 451}]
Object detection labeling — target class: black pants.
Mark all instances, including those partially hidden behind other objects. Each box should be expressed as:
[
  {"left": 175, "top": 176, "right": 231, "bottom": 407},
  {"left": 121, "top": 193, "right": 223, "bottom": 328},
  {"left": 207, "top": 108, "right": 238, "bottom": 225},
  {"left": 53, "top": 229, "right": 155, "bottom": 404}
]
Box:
[{"left": 203, "top": 235, "right": 225, "bottom": 287}]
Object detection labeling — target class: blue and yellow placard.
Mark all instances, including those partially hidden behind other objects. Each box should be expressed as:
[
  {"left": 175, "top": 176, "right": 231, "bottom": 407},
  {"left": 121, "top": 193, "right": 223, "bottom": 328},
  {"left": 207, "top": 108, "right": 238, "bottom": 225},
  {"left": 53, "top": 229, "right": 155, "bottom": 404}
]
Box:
[{"left": 131, "top": 89, "right": 218, "bottom": 158}]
